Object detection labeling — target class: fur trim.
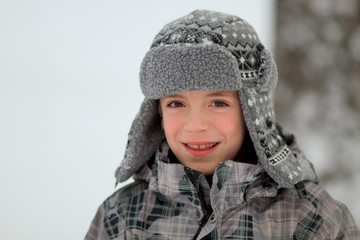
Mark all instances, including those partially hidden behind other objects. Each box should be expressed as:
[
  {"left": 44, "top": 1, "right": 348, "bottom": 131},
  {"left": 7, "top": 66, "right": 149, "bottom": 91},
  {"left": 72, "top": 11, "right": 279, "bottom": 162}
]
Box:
[{"left": 140, "top": 44, "right": 242, "bottom": 99}]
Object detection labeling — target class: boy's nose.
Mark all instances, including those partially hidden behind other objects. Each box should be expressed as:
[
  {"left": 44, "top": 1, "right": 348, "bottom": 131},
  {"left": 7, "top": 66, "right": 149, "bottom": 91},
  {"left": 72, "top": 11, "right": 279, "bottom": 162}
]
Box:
[{"left": 183, "top": 110, "right": 210, "bottom": 133}]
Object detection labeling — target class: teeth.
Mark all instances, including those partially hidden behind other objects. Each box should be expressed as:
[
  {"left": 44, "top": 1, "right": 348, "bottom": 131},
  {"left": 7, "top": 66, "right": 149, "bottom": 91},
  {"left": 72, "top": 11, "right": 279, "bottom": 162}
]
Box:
[{"left": 187, "top": 143, "right": 216, "bottom": 149}]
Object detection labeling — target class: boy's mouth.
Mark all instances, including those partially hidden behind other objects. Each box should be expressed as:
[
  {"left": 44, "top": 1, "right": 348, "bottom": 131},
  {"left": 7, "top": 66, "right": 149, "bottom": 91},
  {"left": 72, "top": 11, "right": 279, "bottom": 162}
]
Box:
[
  {"left": 185, "top": 143, "right": 217, "bottom": 150},
  {"left": 182, "top": 142, "right": 219, "bottom": 156}
]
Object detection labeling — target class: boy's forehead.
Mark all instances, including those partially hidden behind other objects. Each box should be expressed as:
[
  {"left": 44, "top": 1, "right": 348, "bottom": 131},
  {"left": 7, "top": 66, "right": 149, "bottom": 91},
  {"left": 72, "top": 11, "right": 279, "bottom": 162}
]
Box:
[{"left": 162, "top": 90, "right": 238, "bottom": 99}]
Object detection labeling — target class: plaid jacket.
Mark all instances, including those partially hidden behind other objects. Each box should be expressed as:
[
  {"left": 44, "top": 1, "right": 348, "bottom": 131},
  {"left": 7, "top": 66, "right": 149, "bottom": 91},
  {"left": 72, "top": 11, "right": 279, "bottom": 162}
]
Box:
[{"left": 86, "top": 142, "right": 360, "bottom": 240}]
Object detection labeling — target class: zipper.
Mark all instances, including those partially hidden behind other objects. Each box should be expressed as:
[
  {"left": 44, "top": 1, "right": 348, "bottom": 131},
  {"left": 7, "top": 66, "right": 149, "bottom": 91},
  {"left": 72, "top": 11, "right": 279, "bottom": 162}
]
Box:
[
  {"left": 193, "top": 212, "right": 211, "bottom": 240},
  {"left": 192, "top": 185, "right": 213, "bottom": 240},
  {"left": 183, "top": 167, "right": 213, "bottom": 240}
]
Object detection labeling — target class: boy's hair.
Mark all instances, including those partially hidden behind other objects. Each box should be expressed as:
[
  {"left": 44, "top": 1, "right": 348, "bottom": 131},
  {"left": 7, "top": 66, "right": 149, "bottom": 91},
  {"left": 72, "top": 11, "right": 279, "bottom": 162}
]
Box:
[{"left": 115, "top": 9, "right": 307, "bottom": 188}]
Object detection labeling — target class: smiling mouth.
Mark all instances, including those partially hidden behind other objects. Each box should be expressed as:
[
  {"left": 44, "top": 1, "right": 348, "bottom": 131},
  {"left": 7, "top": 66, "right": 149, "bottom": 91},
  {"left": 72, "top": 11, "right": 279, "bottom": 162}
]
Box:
[
  {"left": 186, "top": 143, "right": 218, "bottom": 150},
  {"left": 182, "top": 142, "right": 219, "bottom": 156}
]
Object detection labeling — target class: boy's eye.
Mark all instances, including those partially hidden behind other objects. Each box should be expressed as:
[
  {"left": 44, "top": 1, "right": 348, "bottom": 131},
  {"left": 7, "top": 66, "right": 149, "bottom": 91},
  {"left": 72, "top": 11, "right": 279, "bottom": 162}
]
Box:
[
  {"left": 211, "top": 101, "right": 229, "bottom": 107},
  {"left": 167, "top": 101, "right": 184, "bottom": 108}
]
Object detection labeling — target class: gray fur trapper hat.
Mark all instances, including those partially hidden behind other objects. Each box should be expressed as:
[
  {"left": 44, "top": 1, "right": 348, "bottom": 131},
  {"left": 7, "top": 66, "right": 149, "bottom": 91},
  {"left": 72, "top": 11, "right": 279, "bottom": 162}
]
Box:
[{"left": 115, "top": 9, "right": 304, "bottom": 188}]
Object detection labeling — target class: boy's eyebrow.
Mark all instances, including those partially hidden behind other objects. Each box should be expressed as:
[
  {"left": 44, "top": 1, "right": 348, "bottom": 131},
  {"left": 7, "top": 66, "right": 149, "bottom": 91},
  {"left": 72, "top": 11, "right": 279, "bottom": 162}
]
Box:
[
  {"left": 164, "top": 91, "right": 234, "bottom": 99},
  {"left": 206, "top": 91, "right": 234, "bottom": 98},
  {"left": 164, "top": 93, "right": 185, "bottom": 99}
]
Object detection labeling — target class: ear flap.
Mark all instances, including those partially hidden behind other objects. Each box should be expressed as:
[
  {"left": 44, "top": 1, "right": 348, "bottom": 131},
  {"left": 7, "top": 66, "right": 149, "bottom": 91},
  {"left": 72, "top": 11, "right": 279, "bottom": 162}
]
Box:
[
  {"left": 238, "top": 50, "right": 304, "bottom": 187},
  {"left": 115, "top": 98, "right": 165, "bottom": 183}
]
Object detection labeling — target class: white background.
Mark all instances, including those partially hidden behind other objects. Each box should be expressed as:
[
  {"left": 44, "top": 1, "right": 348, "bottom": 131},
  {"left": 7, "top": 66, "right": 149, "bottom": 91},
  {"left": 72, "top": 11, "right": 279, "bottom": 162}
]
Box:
[{"left": 2, "top": 1, "right": 355, "bottom": 240}]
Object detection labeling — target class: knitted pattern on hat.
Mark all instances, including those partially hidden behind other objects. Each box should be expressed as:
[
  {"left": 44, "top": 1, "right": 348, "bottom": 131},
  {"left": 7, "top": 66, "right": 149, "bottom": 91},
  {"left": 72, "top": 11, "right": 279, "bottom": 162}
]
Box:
[{"left": 151, "top": 9, "right": 263, "bottom": 82}]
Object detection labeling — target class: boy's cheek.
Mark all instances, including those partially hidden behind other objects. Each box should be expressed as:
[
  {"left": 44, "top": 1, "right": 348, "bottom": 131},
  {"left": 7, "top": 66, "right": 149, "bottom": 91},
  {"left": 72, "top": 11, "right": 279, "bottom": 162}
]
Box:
[{"left": 162, "top": 117, "right": 181, "bottom": 135}]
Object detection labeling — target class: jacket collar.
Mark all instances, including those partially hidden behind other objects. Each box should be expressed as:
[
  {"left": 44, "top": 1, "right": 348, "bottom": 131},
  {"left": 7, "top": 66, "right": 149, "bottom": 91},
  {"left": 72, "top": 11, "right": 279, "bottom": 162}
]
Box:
[
  {"left": 141, "top": 141, "right": 278, "bottom": 216},
  {"left": 133, "top": 130, "right": 319, "bottom": 214}
]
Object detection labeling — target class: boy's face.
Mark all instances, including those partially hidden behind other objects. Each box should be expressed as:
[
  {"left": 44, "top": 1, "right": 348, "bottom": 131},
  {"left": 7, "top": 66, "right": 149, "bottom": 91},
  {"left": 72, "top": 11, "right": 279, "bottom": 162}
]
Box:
[{"left": 159, "top": 91, "right": 246, "bottom": 176}]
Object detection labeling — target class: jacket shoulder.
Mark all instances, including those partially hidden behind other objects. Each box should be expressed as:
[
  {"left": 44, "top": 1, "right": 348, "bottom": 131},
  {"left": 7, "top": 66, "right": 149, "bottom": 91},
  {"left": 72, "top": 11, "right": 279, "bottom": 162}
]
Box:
[
  {"left": 85, "top": 180, "right": 149, "bottom": 240},
  {"left": 103, "top": 180, "right": 149, "bottom": 210},
  {"left": 292, "top": 181, "right": 360, "bottom": 239}
]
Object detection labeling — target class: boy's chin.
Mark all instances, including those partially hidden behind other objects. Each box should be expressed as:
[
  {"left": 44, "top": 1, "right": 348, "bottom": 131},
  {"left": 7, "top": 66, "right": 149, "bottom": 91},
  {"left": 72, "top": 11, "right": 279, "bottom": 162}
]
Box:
[{"left": 183, "top": 162, "right": 219, "bottom": 176}]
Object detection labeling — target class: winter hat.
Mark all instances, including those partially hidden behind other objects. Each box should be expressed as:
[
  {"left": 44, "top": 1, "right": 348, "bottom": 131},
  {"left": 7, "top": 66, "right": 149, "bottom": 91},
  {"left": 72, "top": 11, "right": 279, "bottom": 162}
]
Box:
[{"left": 115, "top": 9, "right": 304, "bottom": 188}]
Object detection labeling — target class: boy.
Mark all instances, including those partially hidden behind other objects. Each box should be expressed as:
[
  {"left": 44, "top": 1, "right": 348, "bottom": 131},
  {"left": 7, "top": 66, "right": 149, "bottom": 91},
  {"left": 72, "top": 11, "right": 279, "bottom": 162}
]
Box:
[{"left": 85, "top": 9, "right": 360, "bottom": 239}]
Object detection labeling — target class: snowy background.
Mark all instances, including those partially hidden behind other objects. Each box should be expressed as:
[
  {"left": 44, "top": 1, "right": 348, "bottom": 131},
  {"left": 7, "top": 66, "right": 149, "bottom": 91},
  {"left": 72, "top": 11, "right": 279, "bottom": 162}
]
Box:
[{"left": 0, "top": 1, "right": 358, "bottom": 239}]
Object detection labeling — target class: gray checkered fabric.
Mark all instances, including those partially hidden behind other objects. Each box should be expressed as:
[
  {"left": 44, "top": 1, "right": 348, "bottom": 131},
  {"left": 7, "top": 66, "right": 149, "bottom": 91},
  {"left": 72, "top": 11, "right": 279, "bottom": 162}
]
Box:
[{"left": 86, "top": 130, "right": 360, "bottom": 239}]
